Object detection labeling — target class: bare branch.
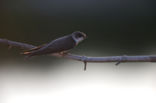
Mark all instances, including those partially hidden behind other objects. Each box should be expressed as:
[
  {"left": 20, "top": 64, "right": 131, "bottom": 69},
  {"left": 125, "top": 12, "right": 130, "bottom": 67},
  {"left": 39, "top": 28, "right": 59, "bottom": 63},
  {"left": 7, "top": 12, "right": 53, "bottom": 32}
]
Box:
[
  {"left": 0, "top": 38, "right": 35, "bottom": 49},
  {"left": 63, "top": 53, "right": 156, "bottom": 62},
  {"left": 1, "top": 38, "right": 156, "bottom": 64}
]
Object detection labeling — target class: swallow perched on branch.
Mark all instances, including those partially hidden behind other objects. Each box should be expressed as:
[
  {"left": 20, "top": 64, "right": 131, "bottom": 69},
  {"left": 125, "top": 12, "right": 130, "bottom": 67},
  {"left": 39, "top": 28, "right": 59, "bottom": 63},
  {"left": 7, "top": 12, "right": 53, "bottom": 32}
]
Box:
[{"left": 23, "top": 31, "right": 87, "bottom": 57}]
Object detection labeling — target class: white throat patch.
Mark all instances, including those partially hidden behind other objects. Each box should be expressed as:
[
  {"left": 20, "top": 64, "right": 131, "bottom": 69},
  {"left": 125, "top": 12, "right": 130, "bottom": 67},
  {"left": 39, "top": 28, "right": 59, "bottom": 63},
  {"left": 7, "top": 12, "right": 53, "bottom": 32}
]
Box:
[{"left": 72, "top": 36, "right": 84, "bottom": 45}]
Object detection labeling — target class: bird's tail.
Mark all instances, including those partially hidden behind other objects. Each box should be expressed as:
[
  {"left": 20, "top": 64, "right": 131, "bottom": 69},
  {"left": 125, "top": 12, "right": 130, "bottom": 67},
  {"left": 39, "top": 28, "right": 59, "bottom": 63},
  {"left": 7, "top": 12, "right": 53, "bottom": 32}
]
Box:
[
  {"left": 21, "top": 44, "right": 46, "bottom": 58},
  {"left": 21, "top": 51, "right": 35, "bottom": 59}
]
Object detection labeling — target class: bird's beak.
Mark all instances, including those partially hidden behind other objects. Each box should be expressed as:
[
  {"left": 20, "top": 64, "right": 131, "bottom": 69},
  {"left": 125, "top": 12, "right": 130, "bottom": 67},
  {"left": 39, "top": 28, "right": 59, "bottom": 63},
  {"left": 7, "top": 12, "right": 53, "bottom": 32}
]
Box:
[{"left": 83, "top": 34, "right": 87, "bottom": 39}]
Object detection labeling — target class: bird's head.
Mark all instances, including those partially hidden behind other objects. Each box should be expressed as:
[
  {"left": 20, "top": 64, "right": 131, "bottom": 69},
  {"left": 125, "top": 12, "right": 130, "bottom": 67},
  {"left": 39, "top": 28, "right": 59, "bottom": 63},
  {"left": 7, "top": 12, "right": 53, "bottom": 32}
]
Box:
[{"left": 71, "top": 31, "right": 87, "bottom": 45}]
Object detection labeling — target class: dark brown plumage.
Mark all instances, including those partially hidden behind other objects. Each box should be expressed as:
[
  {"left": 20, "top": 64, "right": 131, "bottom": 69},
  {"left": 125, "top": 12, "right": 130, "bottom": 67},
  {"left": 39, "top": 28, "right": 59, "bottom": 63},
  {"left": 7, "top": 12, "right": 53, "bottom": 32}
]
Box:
[{"left": 23, "top": 31, "right": 86, "bottom": 57}]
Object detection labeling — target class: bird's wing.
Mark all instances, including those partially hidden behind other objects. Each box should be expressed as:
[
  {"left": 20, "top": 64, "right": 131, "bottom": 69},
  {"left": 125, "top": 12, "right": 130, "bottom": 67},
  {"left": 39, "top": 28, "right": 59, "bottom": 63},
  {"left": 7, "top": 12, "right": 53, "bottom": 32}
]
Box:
[
  {"left": 22, "top": 39, "right": 63, "bottom": 56},
  {"left": 22, "top": 35, "right": 76, "bottom": 57},
  {"left": 33, "top": 35, "right": 71, "bottom": 52},
  {"left": 24, "top": 44, "right": 46, "bottom": 52},
  {"left": 22, "top": 44, "right": 46, "bottom": 55}
]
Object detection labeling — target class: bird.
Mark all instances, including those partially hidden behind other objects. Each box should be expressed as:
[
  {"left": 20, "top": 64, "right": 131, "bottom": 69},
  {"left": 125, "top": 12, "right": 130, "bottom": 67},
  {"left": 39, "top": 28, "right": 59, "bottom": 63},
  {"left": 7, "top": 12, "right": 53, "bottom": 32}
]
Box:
[{"left": 23, "top": 31, "right": 87, "bottom": 57}]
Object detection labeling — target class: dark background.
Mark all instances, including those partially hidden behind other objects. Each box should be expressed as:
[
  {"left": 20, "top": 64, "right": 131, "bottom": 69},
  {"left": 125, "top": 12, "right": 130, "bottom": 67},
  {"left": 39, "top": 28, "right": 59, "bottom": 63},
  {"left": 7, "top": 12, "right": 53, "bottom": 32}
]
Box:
[
  {"left": 1, "top": 1, "right": 156, "bottom": 102},
  {"left": 1, "top": 0, "right": 156, "bottom": 63}
]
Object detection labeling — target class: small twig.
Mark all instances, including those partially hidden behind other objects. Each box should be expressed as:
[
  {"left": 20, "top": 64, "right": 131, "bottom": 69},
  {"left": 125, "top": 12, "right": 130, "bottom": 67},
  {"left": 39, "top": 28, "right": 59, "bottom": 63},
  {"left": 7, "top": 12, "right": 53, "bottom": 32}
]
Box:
[
  {"left": 115, "top": 55, "right": 127, "bottom": 65},
  {"left": 84, "top": 61, "right": 87, "bottom": 71},
  {"left": 81, "top": 56, "right": 88, "bottom": 71}
]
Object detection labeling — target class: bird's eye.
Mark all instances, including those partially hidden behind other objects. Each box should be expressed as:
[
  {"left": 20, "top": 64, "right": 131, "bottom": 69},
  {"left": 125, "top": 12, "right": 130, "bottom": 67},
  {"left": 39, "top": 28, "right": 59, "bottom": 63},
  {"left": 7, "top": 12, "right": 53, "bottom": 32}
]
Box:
[{"left": 75, "top": 34, "right": 83, "bottom": 38}]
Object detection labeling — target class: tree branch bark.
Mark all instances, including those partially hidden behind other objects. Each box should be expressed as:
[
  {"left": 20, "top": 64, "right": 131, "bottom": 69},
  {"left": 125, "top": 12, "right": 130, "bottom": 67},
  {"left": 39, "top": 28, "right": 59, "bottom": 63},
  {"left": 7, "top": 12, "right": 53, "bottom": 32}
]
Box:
[{"left": 1, "top": 38, "right": 156, "bottom": 64}]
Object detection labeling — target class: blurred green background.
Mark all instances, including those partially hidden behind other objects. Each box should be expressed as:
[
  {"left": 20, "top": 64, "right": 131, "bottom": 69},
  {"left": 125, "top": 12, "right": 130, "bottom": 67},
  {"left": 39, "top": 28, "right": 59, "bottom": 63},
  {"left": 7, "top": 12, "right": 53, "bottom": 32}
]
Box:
[{"left": 1, "top": 0, "right": 156, "bottom": 63}]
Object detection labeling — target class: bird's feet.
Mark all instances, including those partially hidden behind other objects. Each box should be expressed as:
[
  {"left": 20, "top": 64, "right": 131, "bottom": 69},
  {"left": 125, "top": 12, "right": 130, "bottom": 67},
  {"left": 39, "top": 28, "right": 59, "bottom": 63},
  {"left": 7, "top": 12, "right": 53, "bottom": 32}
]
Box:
[
  {"left": 59, "top": 51, "right": 69, "bottom": 56},
  {"left": 51, "top": 51, "right": 69, "bottom": 57}
]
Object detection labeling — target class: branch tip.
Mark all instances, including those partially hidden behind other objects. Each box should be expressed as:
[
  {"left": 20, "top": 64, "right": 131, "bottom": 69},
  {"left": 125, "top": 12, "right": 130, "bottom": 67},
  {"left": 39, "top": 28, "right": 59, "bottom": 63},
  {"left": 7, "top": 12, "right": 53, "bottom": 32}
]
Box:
[
  {"left": 115, "top": 61, "right": 121, "bottom": 66},
  {"left": 84, "top": 61, "right": 87, "bottom": 71}
]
